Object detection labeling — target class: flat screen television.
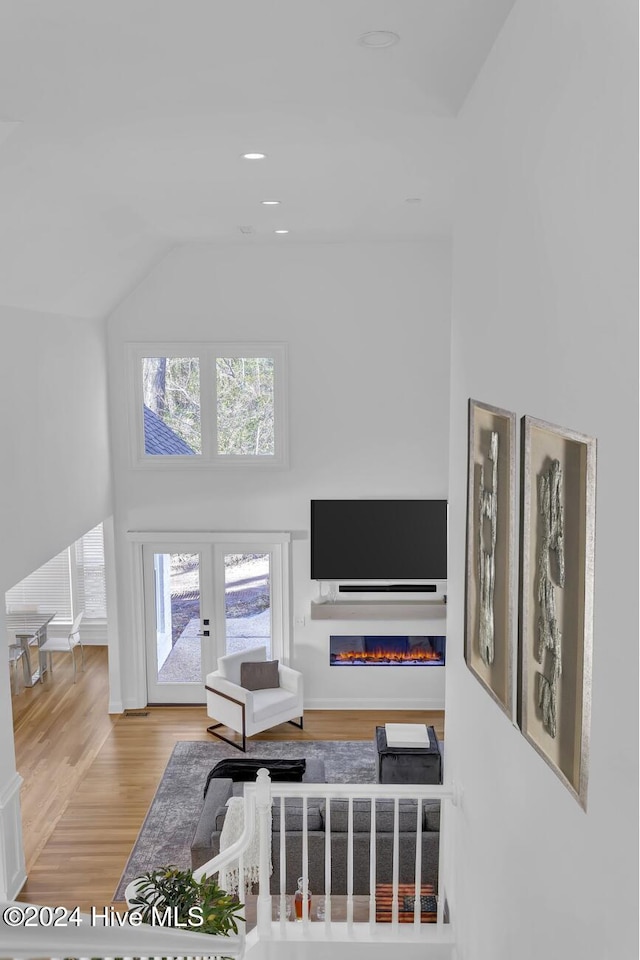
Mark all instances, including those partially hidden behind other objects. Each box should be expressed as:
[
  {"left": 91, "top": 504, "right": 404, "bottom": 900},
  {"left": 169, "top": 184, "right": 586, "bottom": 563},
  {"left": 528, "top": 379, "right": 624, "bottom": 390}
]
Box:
[{"left": 310, "top": 499, "right": 447, "bottom": 581}]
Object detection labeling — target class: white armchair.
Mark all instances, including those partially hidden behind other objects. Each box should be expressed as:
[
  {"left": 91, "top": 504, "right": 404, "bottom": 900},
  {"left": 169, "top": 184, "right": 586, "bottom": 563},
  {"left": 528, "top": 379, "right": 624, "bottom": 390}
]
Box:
[{"left": 205, "top": 646, "right": 303, "bottom": 752}]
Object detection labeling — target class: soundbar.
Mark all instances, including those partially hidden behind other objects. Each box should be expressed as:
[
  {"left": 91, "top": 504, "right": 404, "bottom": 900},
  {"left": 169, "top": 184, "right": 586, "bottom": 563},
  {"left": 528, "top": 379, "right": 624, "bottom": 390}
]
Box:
[{"left": 338, "top": 584, "right": 437, "bottom": 594}]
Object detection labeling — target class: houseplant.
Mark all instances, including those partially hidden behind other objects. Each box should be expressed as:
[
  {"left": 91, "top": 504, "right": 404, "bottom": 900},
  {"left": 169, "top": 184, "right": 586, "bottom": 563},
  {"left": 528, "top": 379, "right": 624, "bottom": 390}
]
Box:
[{"left": 127, "top": 865, "right": 245, "bottom": 938}]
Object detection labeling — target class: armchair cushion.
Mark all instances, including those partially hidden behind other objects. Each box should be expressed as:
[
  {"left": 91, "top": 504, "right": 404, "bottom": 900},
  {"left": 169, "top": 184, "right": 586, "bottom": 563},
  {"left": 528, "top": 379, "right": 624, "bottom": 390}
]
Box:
[
  {"left": 252, "top": 688, "right": 300, "bottom": 723},
  {"left": 218, "top": 645, "right": 267, "bottom": 686},
  {"left": 241, "top": 659, "right": 280, "bottom": 691}
]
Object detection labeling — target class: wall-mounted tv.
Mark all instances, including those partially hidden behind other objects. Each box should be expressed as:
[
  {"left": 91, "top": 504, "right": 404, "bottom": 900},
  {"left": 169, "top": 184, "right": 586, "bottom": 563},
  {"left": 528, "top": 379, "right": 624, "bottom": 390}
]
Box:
[{"left": 310, "top": 499, "right": 447, "bottom": 581}]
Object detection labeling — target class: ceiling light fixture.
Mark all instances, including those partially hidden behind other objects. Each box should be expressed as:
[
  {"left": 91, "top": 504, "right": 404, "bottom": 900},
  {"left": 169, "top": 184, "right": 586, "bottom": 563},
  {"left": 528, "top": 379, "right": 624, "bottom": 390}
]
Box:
[
  {"left": 405, "top": 197, "right": 422, "bottom": 204},
  {"left": 274, "top": 229, "right": 289, "bottom": 234},
  {"left": 242, "top": 152, "right": 266, "bottom": 160},
  {"left": 357, "top": 30, "right": 400, "bottom": 48},
  {"left": 261, "top": 200, "right": 281, "bottom": 205}
]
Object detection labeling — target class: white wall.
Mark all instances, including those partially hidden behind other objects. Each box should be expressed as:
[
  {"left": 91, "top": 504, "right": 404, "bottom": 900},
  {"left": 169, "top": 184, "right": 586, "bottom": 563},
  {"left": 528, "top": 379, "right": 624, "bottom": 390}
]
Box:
[
  {"left": 107, "top": 241, "right": 451, "bottom": 709},
  {"left": 0, "top": 305, "right": 112, "bottom": 899},
  {"left": 446, "top": 2, "right": 637, "bottom": 958}
]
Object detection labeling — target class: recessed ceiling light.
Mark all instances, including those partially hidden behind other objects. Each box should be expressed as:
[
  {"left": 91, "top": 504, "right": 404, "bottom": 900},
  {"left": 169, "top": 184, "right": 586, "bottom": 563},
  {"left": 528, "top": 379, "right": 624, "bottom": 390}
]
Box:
[
  {"left": 405, "top": 197, "right": 422, "bottom": 204},
  {"left": 242, "top": 152, "right": 266, "bottom": 160},
  {"left": 261, "top": 200, "right": 281, "bottom": 205},
  {"left": 274, "top": 229, "right": 289, "bottom": 234},
  {"left": 357, "top": 30, "right": 400, "bottom": 48}
]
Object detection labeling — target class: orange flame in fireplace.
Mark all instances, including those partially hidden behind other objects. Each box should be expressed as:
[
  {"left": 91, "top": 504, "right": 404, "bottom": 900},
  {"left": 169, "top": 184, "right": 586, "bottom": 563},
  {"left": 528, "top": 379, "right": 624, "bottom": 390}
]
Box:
[{"left": 334, "top": 647, "right": 442, "bottom": 663}]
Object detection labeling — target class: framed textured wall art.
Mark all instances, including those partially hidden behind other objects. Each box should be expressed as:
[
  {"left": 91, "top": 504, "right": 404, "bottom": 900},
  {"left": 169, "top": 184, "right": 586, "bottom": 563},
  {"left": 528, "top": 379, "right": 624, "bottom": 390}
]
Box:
[
  {"left": 518, "top": 415, "right": 596, "bottom": 809},
  {"left": 464, "top": 399, "right": 517, "bottom": 718}
]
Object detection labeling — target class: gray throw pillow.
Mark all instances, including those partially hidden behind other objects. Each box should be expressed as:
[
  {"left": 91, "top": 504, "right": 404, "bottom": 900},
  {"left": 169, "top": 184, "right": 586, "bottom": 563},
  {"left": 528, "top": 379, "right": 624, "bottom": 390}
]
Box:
[{"left": 240, "top": 659, "right": 280, "bottom": 690}]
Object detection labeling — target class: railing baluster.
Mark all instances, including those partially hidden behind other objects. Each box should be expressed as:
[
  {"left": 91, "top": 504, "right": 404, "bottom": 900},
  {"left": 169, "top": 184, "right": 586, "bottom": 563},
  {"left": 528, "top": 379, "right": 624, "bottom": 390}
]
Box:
[
  {"left": 347, "top": 795, "right": 354, "bottom": 924},
  {"left": 238, "top": 848, "right": 245, "bottom": 903},
  {"left": 414, "top": 795, "right": 423, "bottom": 927},
  {"left": 392, "top": 796, "right": 399, "bottom": 928},
  {"left": 302, "top": 794, "right": 310, "bottom": 922},
  {"left": 369, "top": 794, "right": 376, "bottom": 928},
  {"left": 324, "top": 791, "right": 332, "bottom": 925},
  {"left": 436, "top": 790, "right": 446, "bottom": 926},
  {"left": 279, "top": 793, "right": 287, "bottom": 928}
]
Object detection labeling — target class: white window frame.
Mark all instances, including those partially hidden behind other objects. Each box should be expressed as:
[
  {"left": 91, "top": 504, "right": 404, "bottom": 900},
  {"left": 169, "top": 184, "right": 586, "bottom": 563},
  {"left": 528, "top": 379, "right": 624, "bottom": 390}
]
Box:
[{"left": 128, "top": 341, "right": 288, "bottom": 469}]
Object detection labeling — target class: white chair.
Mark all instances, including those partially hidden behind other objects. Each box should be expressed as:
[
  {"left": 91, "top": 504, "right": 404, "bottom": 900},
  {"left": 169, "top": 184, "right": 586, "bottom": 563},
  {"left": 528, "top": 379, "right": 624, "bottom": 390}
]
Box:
[
  {"left": 39, "top": 611, "right": 85, "bottom": 682},
  {"left": 205, "top": 646, "right": 303, "bottom": 752},
  {"left": 8, "top": 641, "right": 25, "bottom": 694}
]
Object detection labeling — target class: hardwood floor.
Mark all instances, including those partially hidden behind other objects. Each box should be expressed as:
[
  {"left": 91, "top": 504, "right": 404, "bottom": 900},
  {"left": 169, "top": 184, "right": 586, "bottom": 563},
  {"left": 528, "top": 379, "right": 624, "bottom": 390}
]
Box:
[{"left": 12, "top": 646, "right": 444, "bottom": 911}]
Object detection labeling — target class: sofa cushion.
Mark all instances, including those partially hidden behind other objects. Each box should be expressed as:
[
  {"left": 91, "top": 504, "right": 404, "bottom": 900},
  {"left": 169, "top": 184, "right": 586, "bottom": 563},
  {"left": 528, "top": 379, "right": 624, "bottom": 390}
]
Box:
[
  {"left": 215, "top": 798, "right": 323, "bottom": 833},
  {"left": 218, "top": 646, "right": 266, "bottom": 686},
  {"left": 322, "top": 798, "right": 426, "bottom": 833},
  {"left": 241, "top": 659, "right": 280, "bottom": 691},
  {"left": 423, "top": 801, "right": 440, "bottom": 832},
  {"left": 272, "top": 798, "right": 324, "bottom": 832}
]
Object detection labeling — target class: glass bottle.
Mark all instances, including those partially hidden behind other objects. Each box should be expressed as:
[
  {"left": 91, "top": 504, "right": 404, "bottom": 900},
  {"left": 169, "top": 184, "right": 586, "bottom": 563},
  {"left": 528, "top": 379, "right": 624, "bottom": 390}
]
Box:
[{"left": 294, "top": 876, "right": 311, "bottom": 920}]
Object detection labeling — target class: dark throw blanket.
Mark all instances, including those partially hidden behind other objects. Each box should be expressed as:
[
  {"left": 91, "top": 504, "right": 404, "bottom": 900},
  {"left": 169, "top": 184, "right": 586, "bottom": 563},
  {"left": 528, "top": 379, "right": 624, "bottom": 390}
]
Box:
[{"left": 203, "top": 758, "right": 307, "bottom": 798}]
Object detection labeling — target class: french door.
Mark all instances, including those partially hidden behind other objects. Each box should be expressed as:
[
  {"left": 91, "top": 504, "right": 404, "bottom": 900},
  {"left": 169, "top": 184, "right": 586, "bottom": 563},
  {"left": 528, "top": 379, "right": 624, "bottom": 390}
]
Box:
[
  {"left": 142, "top": 535, "right": 289, "bottom": 704},
  {"left": 143, "top": 543, "right": 216, "bottom": 703}
]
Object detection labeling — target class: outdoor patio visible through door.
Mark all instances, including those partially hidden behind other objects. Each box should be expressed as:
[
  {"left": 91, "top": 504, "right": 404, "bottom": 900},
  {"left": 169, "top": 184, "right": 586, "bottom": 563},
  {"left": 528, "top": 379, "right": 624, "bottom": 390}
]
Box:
[{"left": 144, "top": 545, "right": 214, "bottom": 703}]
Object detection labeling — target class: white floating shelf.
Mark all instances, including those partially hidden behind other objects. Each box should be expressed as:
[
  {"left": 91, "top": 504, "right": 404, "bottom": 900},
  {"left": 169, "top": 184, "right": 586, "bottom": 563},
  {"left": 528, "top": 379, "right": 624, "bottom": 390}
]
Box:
[{"left": 310, "top": 599, "right": 446, "bottom": 620}]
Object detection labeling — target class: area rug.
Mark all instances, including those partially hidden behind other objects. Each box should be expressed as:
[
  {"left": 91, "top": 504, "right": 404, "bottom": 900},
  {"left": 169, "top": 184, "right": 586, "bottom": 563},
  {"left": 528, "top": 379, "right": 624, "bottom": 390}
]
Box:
[{"left": 114, "top": 739, "right": 377, "bottom": 901}]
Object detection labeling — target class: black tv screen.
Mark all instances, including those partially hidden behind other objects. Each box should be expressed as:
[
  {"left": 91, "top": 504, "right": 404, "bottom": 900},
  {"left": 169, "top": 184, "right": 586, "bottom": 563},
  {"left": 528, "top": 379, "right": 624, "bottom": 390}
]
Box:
[{"left": 310, "top": 500, "right": 447, "bottom": 581}]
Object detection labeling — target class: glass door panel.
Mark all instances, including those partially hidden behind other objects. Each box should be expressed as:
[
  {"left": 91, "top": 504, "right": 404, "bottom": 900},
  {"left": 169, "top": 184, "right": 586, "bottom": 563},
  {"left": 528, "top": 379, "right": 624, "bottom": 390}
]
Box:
[
  {"left": 223, "top": 552, "right": 272, "bottom": 657},
  {"left": 154, "top": 552, "right": 201, "bottom": 684},
  {"left": 144, "top": 545, "right": 214, "bottom": 703}
]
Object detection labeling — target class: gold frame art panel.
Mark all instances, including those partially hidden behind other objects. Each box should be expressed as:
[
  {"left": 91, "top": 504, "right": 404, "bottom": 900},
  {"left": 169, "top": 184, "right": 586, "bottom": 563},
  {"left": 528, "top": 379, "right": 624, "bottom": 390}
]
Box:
[
  {"left": 464, "top": 399, "right": 517, "bottom": 718},
  {"left": 518, "top": 415, "right": 596, "bottom": 809}
]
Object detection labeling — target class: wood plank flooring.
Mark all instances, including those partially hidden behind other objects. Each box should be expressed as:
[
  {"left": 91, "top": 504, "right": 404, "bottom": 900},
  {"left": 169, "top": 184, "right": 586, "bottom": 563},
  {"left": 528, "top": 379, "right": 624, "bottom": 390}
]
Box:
[{"left": 12, "top": 646, "right": 444, "bottom": 911}]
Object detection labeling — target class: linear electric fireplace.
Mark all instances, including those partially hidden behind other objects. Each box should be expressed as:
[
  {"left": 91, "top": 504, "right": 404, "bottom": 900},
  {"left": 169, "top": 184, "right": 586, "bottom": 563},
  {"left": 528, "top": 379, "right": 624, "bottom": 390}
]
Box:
[{"left": 329, "top": 635, "right": 446, "bottom": 667}]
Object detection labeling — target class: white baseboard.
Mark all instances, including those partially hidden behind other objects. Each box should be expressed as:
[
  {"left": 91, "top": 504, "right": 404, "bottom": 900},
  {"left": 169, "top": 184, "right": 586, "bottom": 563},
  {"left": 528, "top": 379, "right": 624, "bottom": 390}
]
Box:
[
  {"left": 0, "top": 772, "right": 26, "bottom": 900},
  {"left": 108, "top": 699, "right": 124, "bottom": 714},
  {"left": 122, "top": 696, "right": 148, "bottom": 711},
  {"left": 304, "top": 697, "right": 445, "bottom": 711}
]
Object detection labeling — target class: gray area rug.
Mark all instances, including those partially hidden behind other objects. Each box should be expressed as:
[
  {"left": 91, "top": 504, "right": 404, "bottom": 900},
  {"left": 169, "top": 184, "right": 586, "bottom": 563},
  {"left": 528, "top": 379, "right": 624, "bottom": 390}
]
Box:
[{"left": 114, "top": 739, "right": 377, "bottom": 901}]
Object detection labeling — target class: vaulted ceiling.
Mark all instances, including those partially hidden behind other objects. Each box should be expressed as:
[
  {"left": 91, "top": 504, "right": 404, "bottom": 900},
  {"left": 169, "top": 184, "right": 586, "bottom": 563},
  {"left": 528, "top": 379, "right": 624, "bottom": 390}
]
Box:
[{"left": 0, "top": 0, "right": 516, "bottom": 317}]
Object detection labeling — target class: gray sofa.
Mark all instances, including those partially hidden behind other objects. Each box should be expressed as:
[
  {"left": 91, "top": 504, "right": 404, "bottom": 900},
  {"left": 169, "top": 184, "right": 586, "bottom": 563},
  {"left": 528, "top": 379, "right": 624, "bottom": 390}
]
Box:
[{"left": 190, "top": 759, "right": 440, "bottom": 895}]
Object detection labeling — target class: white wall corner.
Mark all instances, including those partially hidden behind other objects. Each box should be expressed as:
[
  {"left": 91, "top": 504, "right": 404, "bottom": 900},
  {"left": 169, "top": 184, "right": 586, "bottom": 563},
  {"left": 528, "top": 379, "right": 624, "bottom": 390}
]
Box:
[{"left": 0, "top": 772, "right": 26, "bottom": 901}]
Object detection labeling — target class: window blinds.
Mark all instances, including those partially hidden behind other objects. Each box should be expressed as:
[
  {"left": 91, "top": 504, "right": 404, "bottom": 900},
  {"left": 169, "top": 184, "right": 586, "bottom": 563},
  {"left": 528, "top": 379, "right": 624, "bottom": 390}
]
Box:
[
  {"left": 5, "top": 523, "right": 106, "bottom": 623},
  {"left": 74, "top": 524, "right": 107, "bottom": 619}
]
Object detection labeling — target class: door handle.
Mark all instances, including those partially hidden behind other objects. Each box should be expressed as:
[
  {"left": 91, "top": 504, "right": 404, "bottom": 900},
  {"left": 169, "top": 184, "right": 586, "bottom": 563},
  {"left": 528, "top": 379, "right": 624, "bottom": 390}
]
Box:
[{"left": 198, "top": 630, "right": 210, "bottom": 637}]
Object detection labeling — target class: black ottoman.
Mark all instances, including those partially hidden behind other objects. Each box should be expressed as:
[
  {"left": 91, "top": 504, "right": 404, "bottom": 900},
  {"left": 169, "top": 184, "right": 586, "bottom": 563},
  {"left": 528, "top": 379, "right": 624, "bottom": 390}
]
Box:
[{"left": 375, "top": 726, "right": 442, "bottom": 785}]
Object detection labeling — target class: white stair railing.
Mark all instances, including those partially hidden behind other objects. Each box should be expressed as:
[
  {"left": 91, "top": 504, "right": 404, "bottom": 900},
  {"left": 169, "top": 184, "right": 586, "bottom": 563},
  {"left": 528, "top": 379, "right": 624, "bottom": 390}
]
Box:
[
  {"left": 0, "top": 773, "right": 455, "bottom": 958},
  {"left": 239, "top": 772, "right": 456, "bottom": 945}
]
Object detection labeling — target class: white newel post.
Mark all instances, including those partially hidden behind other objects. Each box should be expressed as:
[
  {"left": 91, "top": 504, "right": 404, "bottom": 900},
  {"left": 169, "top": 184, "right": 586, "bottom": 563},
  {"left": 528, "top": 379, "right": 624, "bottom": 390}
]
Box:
[{"left": 255, "top": 768, "right": 273, "bottom": 936}]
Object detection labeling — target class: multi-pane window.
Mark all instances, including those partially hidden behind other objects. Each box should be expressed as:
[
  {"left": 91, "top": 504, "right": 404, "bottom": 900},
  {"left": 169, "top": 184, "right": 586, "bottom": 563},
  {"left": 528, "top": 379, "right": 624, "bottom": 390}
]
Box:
[{"left": 133, "top": 343, "right": 286, "bottom": 466}]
